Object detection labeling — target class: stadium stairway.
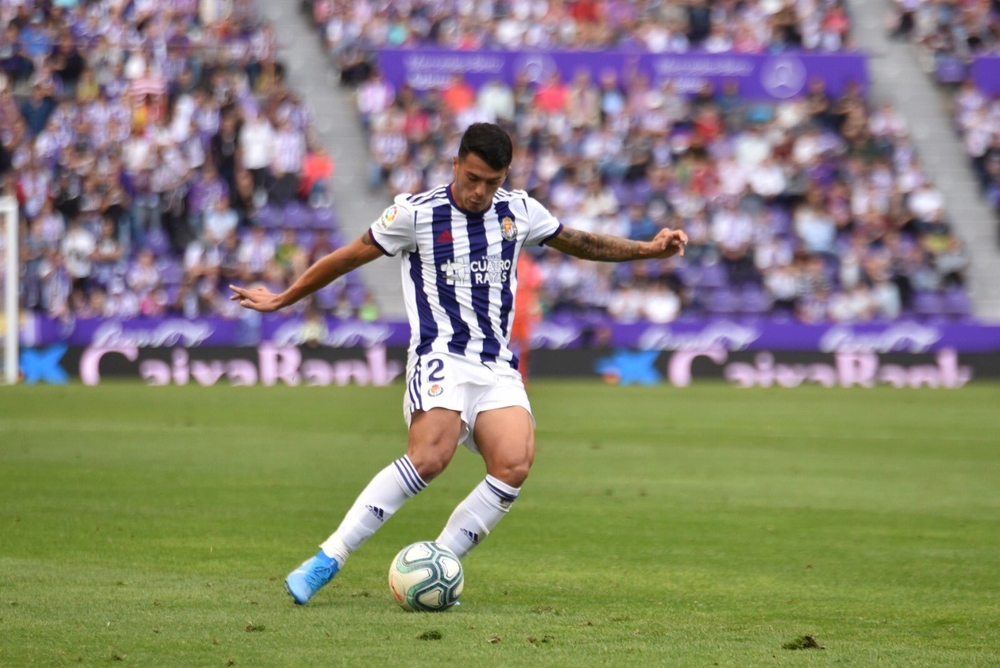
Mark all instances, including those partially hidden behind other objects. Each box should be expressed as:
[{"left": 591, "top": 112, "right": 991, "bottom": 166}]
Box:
[
  {"left": 250, "top": 0, "right": 407, "bottom": 317},
  {"left": 849, "top": 0, "right": 1000, "bottom": 322}
]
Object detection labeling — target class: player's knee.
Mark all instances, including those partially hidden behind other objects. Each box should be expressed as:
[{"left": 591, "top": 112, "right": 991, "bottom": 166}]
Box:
[
  {"left": 408, "top": 444, "right": 454, "bottom": 482},
  {"left": 506, "top": 460, "right": 532, "bottom": 488},
  {"left": 490, "top": 455, "right": 532, "bottom": 488}
]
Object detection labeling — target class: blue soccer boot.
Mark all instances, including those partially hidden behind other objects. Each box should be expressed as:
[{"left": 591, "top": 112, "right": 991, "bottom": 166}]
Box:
[{"left": 285, "top": 550, "right": 340, "bottom": 605}]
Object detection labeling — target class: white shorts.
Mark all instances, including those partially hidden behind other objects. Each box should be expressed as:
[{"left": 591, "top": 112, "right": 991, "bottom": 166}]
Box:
[{"left": 403, "top": 352, "right": 533, "bottom": 453}]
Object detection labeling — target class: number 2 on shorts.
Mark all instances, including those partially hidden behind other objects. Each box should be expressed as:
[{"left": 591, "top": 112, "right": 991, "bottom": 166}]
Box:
[{"left": 426, "top": 358, "right": 445, "bottom": 382}]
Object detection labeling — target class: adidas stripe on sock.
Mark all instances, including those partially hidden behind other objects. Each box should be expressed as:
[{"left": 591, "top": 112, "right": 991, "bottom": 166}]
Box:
[
  {"left": 436, "top": 475, "right": 520, "bottom": 559},
  {"left": 320, "top": 455, "right": 427, "bottom": 565}
]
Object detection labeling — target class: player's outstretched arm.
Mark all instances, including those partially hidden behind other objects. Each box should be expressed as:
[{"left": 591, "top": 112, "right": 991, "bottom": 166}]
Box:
[
  {"left": 229, "top": 232, "right": 384, "bottom": 312},
  {"left": 546, "top": 226, "right": 688, "bottom": 262}
]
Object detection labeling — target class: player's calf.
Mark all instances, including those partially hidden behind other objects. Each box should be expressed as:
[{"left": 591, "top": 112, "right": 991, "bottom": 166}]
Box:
[{"left": 436, "top": 474, "right": 520, "bottom": 559}]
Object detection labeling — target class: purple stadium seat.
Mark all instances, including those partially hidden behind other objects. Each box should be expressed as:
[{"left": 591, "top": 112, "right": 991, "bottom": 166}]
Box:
[
  {"left": 145, "top": 228, "right": 169, "bottom": 256},
  {"left": 296, "top": 230, "right": 315, "bottom": 248},
  {"left": 740, "top": 284, "right": 773, "bottom": 314},
  {"left": 159, "top": 261, "right": 183, "bottom": 286},
  {"left": 314, "top": 282, "right": 341, "bottom": 310},
  {"left": 347, "top": 284, "right": 367, "bottom": 308},
  {"left": 254, "top": 203, "right": 282, "bottom": 229},
  {"left": 706, "top": 287, "right": 740, "bottom": 315},
  {"left": 698, "top": 262, "right": 728, "bottom": 289},
  {"left": 328, "top": 230, "right": 347, "bottom": 248},
  {"left": 912, "top": 291, "right": 944, "bottom": 317},
  {"left": 942, "top": 288, "right": 971, "bottom": 318},
  {"left": 311, "top": 207, "right": 337, "bottom": 231},
  {"left": 768, "top": 206, "right": 792, "bottom": 235},
  {"left": 283, "top": 201, "right": 312, "bottom": 229},
  {"left": 677, "top": 263, "right": 702, "bottom": 288},
  {"left": 935, "top": 56, "right": 967, "bottom": 84},
  {"left": 631, "top": 179, "right": 653, "bottom": 203},
  {"left": 610, "top": 181, "right": 633, "bottom": 207}
]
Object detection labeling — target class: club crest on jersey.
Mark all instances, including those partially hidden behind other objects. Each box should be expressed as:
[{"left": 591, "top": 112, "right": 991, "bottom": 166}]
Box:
[
  {"left": 377, "top": 205, "right": 398, "bottom": 231},
  {"left": 428, "top": 384, "right": 443, "bottom": 397},
  {"left": 500, "top": 216, "right": 518, "bottom": 241}
]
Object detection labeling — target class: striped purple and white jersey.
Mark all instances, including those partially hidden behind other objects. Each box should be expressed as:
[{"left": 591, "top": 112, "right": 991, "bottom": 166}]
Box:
[{"left": 369, "top": 184, "right": 563, "bottom": 372}]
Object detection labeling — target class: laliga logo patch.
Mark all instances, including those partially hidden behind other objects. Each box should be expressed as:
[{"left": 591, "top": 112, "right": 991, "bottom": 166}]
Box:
[
  {"left": 377, "top": 205, "right": 399, "bottom": 231},
  {"left": 500, "top": 216, "right": 517, "bottom": 241},
  {"left": 427, "top": 383, "right": 443, "bottom": 397}
]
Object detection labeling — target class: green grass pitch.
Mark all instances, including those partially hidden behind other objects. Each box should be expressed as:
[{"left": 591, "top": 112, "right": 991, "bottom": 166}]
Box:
[{"left": 2, "top": 381, "right": 999, "bottom": 666}]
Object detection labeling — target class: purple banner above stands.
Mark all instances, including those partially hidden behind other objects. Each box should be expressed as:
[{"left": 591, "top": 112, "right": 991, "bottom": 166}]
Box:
[
  {"left": 26, "top": 315, "right": 1000, "bottom": 354},
  {"left": 376, "top": 49, "right": 869, "bottom": 99},
  {"left": 971, "top": 57, "right": 1000, "bottom": 96}
]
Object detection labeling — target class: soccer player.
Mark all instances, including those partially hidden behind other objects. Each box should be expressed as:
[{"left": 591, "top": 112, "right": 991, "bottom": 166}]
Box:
[{"left": 230, "top": 123, "right": 687, "bottom": 605}]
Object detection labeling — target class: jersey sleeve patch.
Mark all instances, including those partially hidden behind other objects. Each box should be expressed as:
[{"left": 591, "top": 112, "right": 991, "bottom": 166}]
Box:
[{"left": 376, "top": 205, "right": 399, "bottom": 231}]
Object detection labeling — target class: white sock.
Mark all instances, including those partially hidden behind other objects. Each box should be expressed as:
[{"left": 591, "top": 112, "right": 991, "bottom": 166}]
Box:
[
  {"left": 319, "top": 455, "right": 427, "bottom": 566},
  {"left": 436, "top": 475, "right": 520, "bottom": 559}
]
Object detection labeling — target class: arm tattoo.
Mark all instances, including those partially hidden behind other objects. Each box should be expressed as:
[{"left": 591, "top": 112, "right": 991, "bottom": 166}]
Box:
[{"left": 548, "top": 227, "right": 649, "bottom": 262}]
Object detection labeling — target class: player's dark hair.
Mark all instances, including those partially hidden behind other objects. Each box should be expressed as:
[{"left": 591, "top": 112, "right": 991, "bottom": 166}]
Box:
[{"left": 458, "top": 123, "right": 513, "bottom": 171}]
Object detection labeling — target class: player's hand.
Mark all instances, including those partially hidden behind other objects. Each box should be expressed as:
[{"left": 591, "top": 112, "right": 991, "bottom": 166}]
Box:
[
  {"left": 229, "top": 284, "right": 285, "bottom": 312},
  {"left": 649, "top": 228, "right": 688, "bottom": 258}
]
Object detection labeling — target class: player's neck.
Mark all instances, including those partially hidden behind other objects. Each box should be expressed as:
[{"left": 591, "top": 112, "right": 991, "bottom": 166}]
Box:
[{"left": 446, "top": 183, "right": 490, "bottom": 216}]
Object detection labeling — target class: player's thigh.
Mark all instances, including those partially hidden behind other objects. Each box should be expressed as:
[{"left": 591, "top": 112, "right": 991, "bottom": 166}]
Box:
[
  {"left": 473, "top": 406, "right": 535, "bottom": 485},
  {"left": 407, "top": 408, "right": 463, "bottom": 480}
]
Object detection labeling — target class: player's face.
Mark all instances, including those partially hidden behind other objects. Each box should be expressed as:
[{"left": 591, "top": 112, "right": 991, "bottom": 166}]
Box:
[{"left": 451, "top": 153, "right": 508, "bottom": 213}]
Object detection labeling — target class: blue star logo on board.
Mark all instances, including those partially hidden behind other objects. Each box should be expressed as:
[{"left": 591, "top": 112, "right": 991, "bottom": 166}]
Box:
[
  {"left": 20, "top": 344, "right": 69, "bottom": 385},
  {"left": 594, "top": 350, "right": 662, "bottom": 386}
]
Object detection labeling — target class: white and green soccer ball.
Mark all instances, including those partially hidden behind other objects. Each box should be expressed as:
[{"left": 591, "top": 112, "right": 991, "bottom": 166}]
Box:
[{"left": 388, "top": 541, "right": 464, "bottom": 612}]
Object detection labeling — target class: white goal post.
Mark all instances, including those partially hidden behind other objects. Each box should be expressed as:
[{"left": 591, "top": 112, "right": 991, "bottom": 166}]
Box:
[{"left": 2, "top": 195, "right": 18, "bottom": 385}]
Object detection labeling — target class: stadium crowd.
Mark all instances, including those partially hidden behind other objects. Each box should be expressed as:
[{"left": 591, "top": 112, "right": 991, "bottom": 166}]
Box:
[
  {"left": 6, "top": 0, "right": 373, "bottom": 322},
  {"left": 884, "top": 1, "right": 1000, "bottom": 236},
  {"left": 302, "top": 2, "right": 971, "bottom": 323},
  {"left": 5, "top": 0, "right": 976, "bottom": 327},
  {"left": 954, "top": 79, "right": 1000, "bottom": 226},
  {"left": 309, "top": 0, "right": 853, "bottom": 66},
  {"left": 888, "top": 0, "right": 999, "bottom": 83}
]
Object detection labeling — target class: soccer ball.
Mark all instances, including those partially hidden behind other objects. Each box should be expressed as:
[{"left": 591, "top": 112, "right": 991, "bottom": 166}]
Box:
[{"left": 388, "top": 541, "right": 464, "bottom": 612}]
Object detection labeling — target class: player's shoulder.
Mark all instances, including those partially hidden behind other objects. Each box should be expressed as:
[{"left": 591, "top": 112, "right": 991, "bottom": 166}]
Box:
[
  {"left": 494, "top": 187, "right": 530, "bottom": 204},
  {"left": 494, "top": 188, "right": 542, "bottom": 215},
  {"left": 495, "top": 188, "right": 551, "bottom": 219},
  {"left": 399, "top": 186, "right": 450, "bottom": 211},
  {"left": 373, "top": 193, "right": 421, "bottom": 234}
]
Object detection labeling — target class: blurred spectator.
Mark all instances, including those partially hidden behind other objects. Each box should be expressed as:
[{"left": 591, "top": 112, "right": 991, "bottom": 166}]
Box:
[
  {"left": 510, "top": 253, "right": 543, "bottom": 382},
  {"left": 20, "top": 85, "right": 56, "bottom": 136},
  {"left": 204, "top": 196, "right": 240, "bottom": 244},
  {"left": 357, "top": 69, "right": 395, "bottom": 130},
  {"left": 441, "top": 73, "right": 476, "bottom": 115},
  {"left": 240, "top": 107, "right": 275, "bottom": 192},
  {"left": 300, "top": 142, "right": 334, "bottom": 204},
  {"left": 126, "top": 248, "right": 161, "bottom": 299},
  {"left": 238, "top": 225, "right": 275, "bottom": 282},
  {"left": 477, "top": 78, "right": 515, "bottom": 124},
  {"left": 61, "top": 215, "right": 95, "bottom": 293}
]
